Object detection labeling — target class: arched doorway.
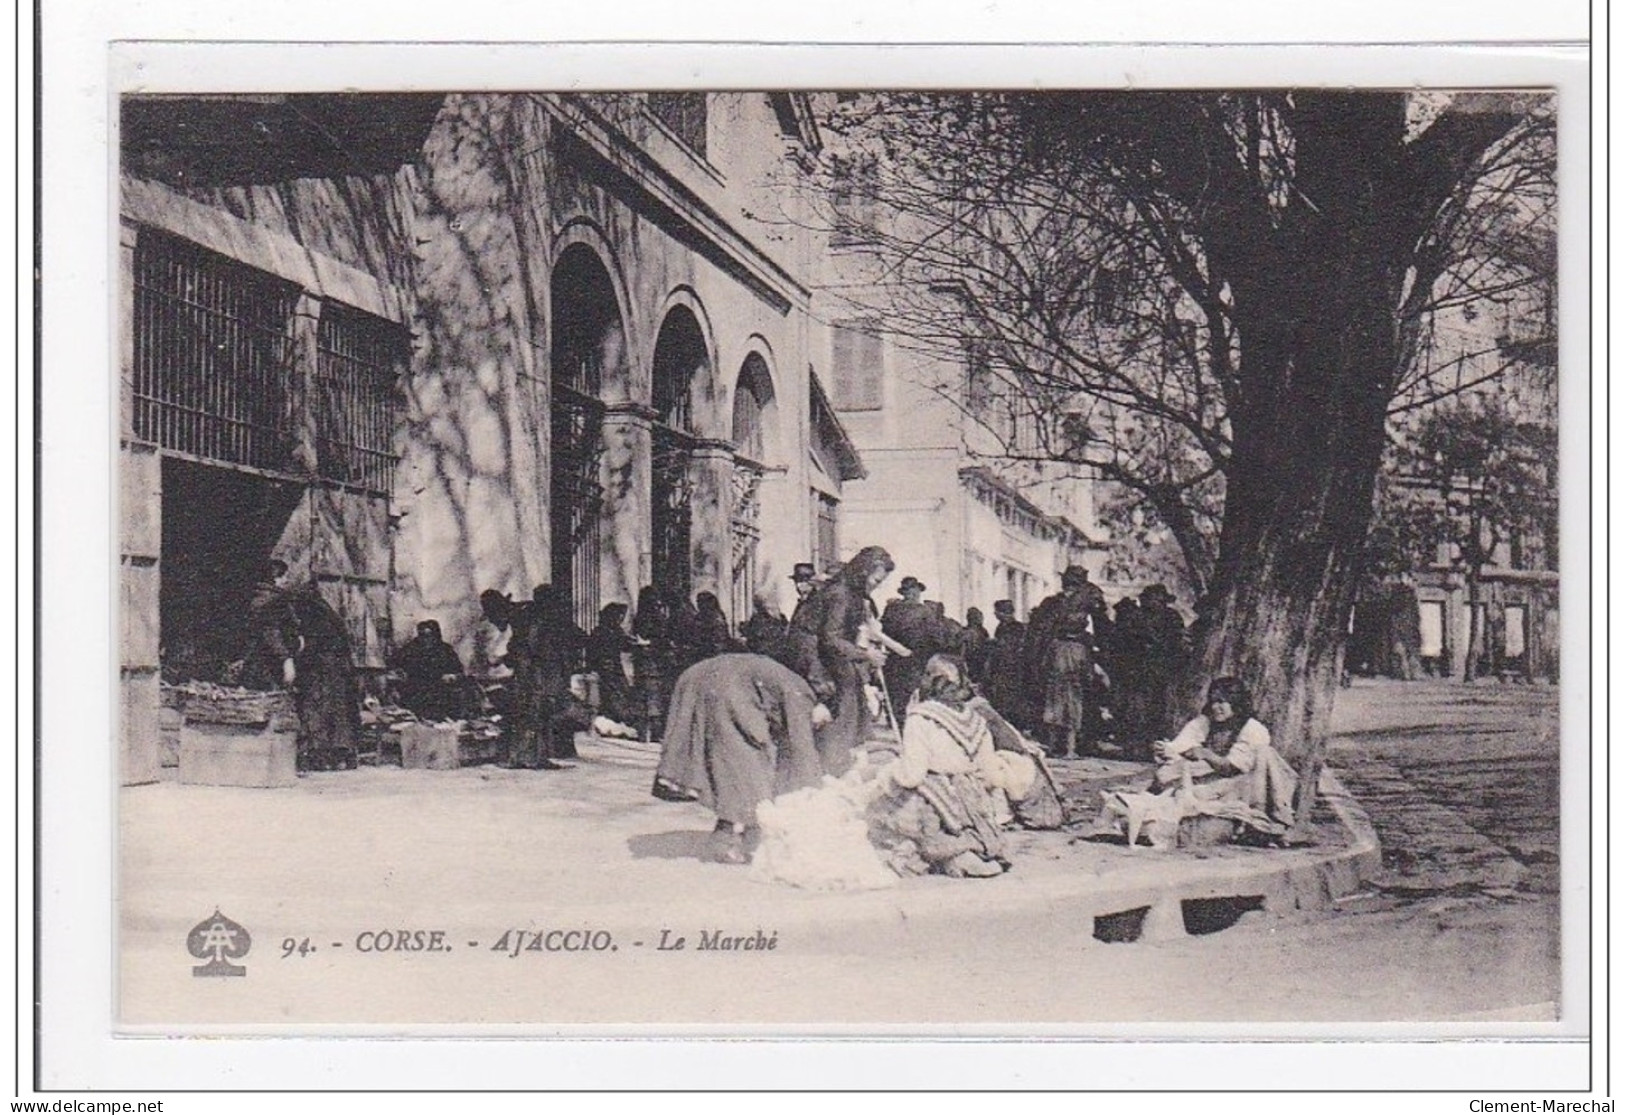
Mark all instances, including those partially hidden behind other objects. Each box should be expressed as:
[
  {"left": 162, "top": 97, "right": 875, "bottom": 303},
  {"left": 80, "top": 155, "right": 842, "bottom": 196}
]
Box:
[
  {"left": 730, "top": 353, "right": 778, "bottom": 625},
  {"left": 549, "top": 244, "right": 624, "bottom": 629},
  {"left": 649, "top": 307, "right": 709, "bottom": 605}
]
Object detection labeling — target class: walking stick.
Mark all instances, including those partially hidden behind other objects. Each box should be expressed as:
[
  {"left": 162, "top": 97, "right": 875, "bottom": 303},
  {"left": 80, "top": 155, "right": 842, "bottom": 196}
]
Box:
[{"left": 875, "top": 667, "right": 903, "bottom": 735}]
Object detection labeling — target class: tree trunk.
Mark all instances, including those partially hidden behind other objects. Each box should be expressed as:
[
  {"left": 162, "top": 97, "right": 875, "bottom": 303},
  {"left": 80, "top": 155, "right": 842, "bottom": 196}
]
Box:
[
  {"left": 1463, "top": 570, "right": 1484, "bottom": 682},
  {"left": 1178, "top": 96, "right": 1416, "bottom": 830}
]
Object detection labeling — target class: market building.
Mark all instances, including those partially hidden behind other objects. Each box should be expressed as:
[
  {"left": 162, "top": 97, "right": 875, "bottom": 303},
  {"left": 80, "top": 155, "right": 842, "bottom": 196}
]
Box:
[{"left": 117, "top": 92, "right": 865, "bottom": 783}]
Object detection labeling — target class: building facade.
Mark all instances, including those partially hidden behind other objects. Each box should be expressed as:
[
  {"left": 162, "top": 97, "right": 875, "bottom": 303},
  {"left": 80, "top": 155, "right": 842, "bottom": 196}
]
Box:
[
  {"left": 819, "top": 320, "right": 1104, "bottom": 621},
  {"left": 117, "top": 92, "right": 864, "bottom": 783}
]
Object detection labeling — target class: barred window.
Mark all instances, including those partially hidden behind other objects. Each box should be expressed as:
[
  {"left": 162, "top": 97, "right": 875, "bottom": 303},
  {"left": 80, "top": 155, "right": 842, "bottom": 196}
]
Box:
[
  {"left": 831, "top": 321, "right": 884, "bottom": 412},
  {"left": 647, "top": 93, "right": 708, "bottom": 159},
  {"left": 315, "top": 302, "right": 406, "bottom": 493},
  {"left": 132, "top": 230, "right": 298, "bottom": 471}
]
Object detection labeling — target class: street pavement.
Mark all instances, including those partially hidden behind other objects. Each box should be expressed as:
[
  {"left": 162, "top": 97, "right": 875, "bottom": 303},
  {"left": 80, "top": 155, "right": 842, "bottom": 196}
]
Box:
[
  {"left": 1326, "top": 678, "right": 1561, "bottom": 900},
  {"left": 116, "top": 677, "right": 1565, "bottom": 1028}
]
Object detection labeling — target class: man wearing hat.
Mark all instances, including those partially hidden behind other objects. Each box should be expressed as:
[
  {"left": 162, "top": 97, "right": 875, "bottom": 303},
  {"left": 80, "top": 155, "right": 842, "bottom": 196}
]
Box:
[
  {"left": 881, "top": 575, "right": 954, "bottom": 709},
  {"left": 744, "top": 562, "right": 836, "bottom": 705},
  {"left": 787, "top": 562, "right": 821, "bottom": 627}
]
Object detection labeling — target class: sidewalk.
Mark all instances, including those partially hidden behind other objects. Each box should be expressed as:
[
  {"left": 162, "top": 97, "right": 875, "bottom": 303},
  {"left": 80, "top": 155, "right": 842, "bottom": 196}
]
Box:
[{"left": 119, "top": 734, "right": 1379, "bottom": 1028}]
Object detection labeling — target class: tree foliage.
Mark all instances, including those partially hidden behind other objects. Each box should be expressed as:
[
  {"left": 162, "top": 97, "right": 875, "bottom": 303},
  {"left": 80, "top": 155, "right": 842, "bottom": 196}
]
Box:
[
  {"left": 799, "top": 90, "right": 1555, "bottom": 810},
  {"left": 807, "top": 91, "right": 1554, "bottom": 596}
]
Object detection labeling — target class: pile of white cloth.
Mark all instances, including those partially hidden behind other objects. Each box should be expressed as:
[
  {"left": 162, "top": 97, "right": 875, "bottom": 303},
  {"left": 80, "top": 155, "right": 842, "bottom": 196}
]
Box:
[{"left": 749, "top": 762, "right": 897, "bottom": 891}]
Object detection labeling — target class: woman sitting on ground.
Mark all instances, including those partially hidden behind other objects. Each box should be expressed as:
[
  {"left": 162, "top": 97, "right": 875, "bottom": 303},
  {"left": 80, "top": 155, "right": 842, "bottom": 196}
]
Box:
[
  {"left": 868, "top": 654, "right": 1036, "bottom": 878},
  {"left": 1102, "top": 675, "right": 1298, "bottom": 847}
]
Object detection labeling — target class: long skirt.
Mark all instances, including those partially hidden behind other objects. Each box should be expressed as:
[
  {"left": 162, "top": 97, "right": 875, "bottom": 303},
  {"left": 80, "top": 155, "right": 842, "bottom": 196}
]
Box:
[
  {"left": 295, "top": 650, "right": 359, "bottom": 770},
  {"left": 1041, "top": 640, "right": 1092, "bottom": 730},
  {"left": 815, "top": 659, "right": 866, "bottom": 777},
  {"left": 867, "top": 771, "right": 1010, "bottom": 877}
]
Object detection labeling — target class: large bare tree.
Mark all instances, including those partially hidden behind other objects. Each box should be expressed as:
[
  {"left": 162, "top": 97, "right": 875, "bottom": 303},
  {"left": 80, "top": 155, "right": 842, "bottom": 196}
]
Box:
[{"left": 805, "top": 90, "right": 1553, "bottom": 817}]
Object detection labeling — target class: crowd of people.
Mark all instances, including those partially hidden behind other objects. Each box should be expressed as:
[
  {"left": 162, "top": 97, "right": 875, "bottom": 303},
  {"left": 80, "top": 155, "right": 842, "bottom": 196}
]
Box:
[{"left": 235, "top": 549, "right": 1294, "bottom": 874}]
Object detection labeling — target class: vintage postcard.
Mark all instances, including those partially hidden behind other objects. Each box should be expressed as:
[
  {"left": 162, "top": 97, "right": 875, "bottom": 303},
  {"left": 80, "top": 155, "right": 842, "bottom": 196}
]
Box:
[{"left": 38, "top": 28, "right": 1595, "bottom": 1092}]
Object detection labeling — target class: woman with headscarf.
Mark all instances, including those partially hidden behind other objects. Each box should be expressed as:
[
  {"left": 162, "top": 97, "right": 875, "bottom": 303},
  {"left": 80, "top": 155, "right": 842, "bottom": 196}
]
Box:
[
  {"left": 245, "top": 561, "right": 359, "bottom": 772},
  {"left": 631, "top": 586, "right": 673, "bottom": 743},
  {"left": 1026, "top": 565, "right": 1109, "bottom": 758},
  {"left": 585, "top": 602, "right": 638, "bottom": 729},
  {"left": 867, "top": 654, "right": 1033, "bottom": 878},
  {"left": 792, "top": 544, "right": 895, "bottom": 776},
  {"left": 508, "top": 584, "right": 587, "bottom": 769},
  {"left": 694, "top": 590, "right": 746, "bottom": 659}
]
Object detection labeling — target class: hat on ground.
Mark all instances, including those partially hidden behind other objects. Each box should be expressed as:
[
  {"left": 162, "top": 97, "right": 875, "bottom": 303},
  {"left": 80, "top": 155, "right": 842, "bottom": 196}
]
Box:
[
  {"left": 790, "top": 562, "right": 818, "bottom": 582},
  {"left": 899, "top": 576, "right": 927, "bottom": 594}
]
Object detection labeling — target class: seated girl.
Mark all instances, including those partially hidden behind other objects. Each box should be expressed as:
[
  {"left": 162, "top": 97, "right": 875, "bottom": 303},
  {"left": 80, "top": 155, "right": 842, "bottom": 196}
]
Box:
[
  {"left": 868, "top": 654, "right": 1033, "bottom": 878},
  {"left": 1102, "top": 676, "right": 1298, "bottom": 848}
]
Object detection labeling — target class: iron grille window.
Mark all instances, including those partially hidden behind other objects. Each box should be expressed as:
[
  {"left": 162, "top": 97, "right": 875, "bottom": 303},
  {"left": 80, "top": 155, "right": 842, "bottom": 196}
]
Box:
[
  {"left": 315, "top": 302, "right": 405, "bottom": 493},
  {"left": 551, "top": 384, "right": 606, "bottom": 630},
  {"left": 647, "top": 93, "right": 708, "bottom": 159},
  {"left": 730, "top": 460, "right": 764, "bottom": 628},
  {"left": 652, "top": 427, "right": 696, "bottom": 604},
  {"left": 653, "top": 363, "right": 694, "bottom": 432},
  {"left": 132, "top": 230, "right": 298, "bottom": 471}
]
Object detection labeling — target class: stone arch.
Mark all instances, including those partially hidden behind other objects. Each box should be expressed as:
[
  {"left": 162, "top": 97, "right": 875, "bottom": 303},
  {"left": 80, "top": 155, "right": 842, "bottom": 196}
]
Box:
[
  {"left": 650, "top": 288, "right": 724, "bottom": 439},
  {"left": 648, "top": 302, "right": 716, "bottom": 605},
  {"left": 731, "top": 345, "right": 784, "bottom": 468},
  {"left": 550, "top": 219, "right": 638, "bottom": 404},
  {"left": 548, "top": 237, "right": 629, "bottom": 627}
]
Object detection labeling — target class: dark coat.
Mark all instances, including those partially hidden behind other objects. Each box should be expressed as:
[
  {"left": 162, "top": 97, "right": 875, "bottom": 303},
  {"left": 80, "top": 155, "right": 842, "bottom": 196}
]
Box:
[
  {"left": 655, "top": 654, "right": 825, "bottom": 827},
  {"left": 249, "top": 585, "right": 358, "bottom": 761},
  {"left": 388, "top": 632, "right": 466, "bottom": 722},
  {"left": 792, "top": 569, "right": 879, "bottom": 774}
]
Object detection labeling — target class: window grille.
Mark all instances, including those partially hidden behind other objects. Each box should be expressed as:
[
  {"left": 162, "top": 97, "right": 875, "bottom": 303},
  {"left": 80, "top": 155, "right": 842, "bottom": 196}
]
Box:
[
  {"left": 651, "top": 331, "right": 699, "bottom": 603},
  {"left": 315, "top": 302, "right": 405, "bottom": 493},
  {"left": 730, "top": 459, "right": 764, "bottom": 627},
  {"left": 550, "top": 384, "right": 606, "bottom": 630},
  {"left": 651, "top": 427, "right": 696, "bottom": 604},
  {"left": 647, "top": 93, "right": 708, "bottom": 159},
  {"left": 132, "top": 230, "right": 298, "bottom": 471},
  {"left": 732, "top": 383, "right": 765, "bottom": 463},
  {"left": 831, "top": 322, "right": 884, "bottom": 411}
]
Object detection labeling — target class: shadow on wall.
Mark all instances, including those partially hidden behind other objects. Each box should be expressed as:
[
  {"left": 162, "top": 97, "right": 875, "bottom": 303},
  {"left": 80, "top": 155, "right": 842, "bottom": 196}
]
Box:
[{"left": 398, "top": 95, "right": 559, "bottom": 657}]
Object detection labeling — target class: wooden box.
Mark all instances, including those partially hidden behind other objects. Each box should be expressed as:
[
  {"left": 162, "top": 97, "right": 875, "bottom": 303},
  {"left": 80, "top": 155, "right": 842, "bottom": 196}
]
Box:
[
  {"left": 400, "top": 724, "right": 460, "bottom": 770},
  {"left": 179, "top": 724, "right": 298, "bottom": 788}
]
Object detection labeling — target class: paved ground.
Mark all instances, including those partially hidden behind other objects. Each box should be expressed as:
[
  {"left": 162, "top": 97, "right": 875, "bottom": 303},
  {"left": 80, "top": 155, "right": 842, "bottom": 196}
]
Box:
[
  {"left": 1326, "top": 679, "right": 1561, "bottom": 900},
  {"left": 118, "top": 678, "right": 1566, "bottom": 1028}
]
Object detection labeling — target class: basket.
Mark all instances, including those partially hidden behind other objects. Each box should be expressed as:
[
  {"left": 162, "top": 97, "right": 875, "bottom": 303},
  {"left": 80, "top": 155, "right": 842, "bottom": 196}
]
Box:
[{"left": 183, "top": 690, "right": 293, "bottom": 728}]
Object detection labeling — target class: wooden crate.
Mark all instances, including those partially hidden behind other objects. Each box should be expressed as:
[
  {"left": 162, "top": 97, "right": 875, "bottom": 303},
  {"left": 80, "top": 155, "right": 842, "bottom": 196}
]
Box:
[
  {"left": 179, "top": 723, "right": 298, "bottom": 788},
  {"left": 400, "top": 724, "right": 460, "bottom": 770}
]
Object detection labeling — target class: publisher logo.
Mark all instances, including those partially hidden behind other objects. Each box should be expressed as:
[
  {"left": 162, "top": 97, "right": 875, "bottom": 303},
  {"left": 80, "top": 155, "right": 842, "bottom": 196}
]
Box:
[{"left": 187, "top": 909, "right": 251, "bottom": 977}]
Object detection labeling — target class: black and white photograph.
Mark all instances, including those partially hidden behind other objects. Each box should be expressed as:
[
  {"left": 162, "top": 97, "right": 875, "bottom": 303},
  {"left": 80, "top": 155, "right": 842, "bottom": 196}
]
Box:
[{"left": 106, "top": 75, "right": 1580, "bottom": 1038}]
